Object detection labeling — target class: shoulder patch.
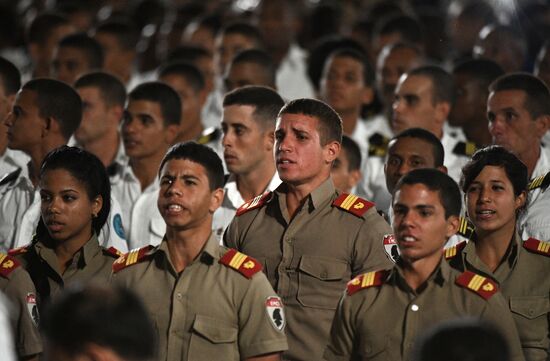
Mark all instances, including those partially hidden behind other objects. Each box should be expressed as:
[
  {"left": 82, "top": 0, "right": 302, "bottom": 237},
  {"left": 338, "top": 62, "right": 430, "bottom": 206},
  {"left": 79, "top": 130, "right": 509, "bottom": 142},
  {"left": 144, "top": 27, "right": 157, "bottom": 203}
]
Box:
[
  {"left": 0, "top": 168, "right": 22, "bottom": 187},
  {"left": 219, "top": 248, "right": 262, "bottom": 278},
  {"left": 103, "top": 246, "right": 123, "bottom": 258},
  {"left": 383, "top": 234, "right": 400, "bottom": 263},
  {"left": 368, "top": 133, "right": 390, "bottom": 157},
  {"left": 453, "top": 141, "right": 478, "bottom": 157},
  {"left": 455, "top": 271, "right": 498, "bottom": 300},
  {"left": 528, "top": 172, "right": 550, "bottom": 192},
  {"left": 456, "top": 217, "right": 475, "bottom": 239},
  {"left": 347, "top": 270, "right": 387, "bottom": 296},
  {"left": 112, "top": 245, "right": 154, "bottom": 273},
  {"left": 333, "top": 193, "right": 374, "bottom": 217},
  {"left": 236, "top": 192, "right": 272, "bottom": 216},
  {"left": 196, "top": 127, "right": 221, "bottom": 144},
  {"left": 445, "top": 241, "right": 467, "bottom": 260},
  {"left": 8, "top": 244, "right": 30, "bottom": 256},
  {"left": 0, "top": 253, "right": 20, "bottom": 278},
  {"left": 523, "top": 238, "right": 550, "bottom": 257}
]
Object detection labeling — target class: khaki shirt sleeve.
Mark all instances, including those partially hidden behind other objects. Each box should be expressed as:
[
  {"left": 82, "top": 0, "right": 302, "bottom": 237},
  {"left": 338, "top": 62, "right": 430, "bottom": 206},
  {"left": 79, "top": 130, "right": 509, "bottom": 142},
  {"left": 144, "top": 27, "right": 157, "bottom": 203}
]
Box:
[
  {"left": 352, "top": 209, "right": 393, "bottom": 275},
  {"left": 223, "top": 217, "right": 240, "bottom": 250},
  {"left": 324, "top": 292, "right": 358, "bottom": 361},
  {"left": 482, "top": 292, "right": 526, "bottom": 361},
  {"left": 3, "top": 270, "right": 42, "bottom": 357},
  {"left": 237, "top": 271, "right": 288, "bottom": 358}
]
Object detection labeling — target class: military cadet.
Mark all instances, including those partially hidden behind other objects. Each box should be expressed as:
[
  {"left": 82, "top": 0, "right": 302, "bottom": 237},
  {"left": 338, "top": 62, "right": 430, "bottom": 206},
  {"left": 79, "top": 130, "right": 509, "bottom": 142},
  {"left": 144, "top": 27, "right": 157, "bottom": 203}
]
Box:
[
  {"left": 448, "top": 146, "right": 550, "bottom": 361},
  {"left": 487, "top": 73, "right": 550, "bottom": 241},
  {"left": 224, "top": 98, "right": 393, "bottom": 361},
  {"left": 0, "top": 253, "right": 41, "bottom": 360},
  {"left": 1, "top": 78, "right": 127, "bottom": 252},
  {"left": 213, "top": 86, "right": 284, "bottom": 239},
  {"left": 224, "top": 49, "right": 277, "bottom": 92},
  {"left": 41, "top": 284, "right": 156, "bottom": 361},
  {"left": 10, "top": 146, "right": 121, "bottom": 305},
  {"left": 112, "top": 142, "right": 288, "bottom": 361},
  {"left": 331, "top": 135, "right": 362, "bottom": 194},
  {"left": 324, "top": 169, "right": 524, "bottom": 361}
]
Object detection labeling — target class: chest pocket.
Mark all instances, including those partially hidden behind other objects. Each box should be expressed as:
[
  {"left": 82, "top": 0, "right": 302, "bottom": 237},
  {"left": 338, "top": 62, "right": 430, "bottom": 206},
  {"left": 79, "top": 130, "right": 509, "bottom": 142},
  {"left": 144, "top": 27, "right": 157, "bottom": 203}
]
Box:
[
  {"left": 510, "top": 296, "right": 550, "bottom": 349},
  {"left": 297, "top": 255, "right": 348, "bottom": 309},
  {"left": 188, "top": 315, "right": 238, "bottom": 361},
  {"left": 358, "top": 335, "right": 390, "bottom": 361}
]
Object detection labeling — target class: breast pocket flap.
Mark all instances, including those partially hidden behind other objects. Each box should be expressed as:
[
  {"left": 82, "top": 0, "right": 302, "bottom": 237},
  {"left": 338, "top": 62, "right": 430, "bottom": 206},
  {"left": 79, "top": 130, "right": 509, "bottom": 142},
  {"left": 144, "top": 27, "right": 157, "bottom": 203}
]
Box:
[
  {"left": 510, "top": 296, "right": 550, "bottom": 320},
  {"left": 298, "top": 255, "right": 347, "bottom": 281},
  {"left": 192, "top": 315, "right": 238, "bottom": 343}
]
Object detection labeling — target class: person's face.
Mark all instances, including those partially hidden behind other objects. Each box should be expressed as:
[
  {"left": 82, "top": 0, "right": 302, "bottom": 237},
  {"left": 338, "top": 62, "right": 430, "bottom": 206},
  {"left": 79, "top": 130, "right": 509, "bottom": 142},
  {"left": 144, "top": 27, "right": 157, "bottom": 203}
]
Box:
[
  {"left": 320, "top": 55, "right": 372, "bottom": 115},
  {"left": 40, "top": 168, "right": 102, "bottom": 244},
  {"left": 448, "top": 72, "right": 486, "bottom": 127},
  {"left": 474, "top": 29, "right": 523, "bottom": 73},
  {"left": 256, "top": 0, "right": 292, "bottom": 50},
  {"left": 158, "top": 158, "right": 223, "bottom": 231},
  {"left": 376, "top": 47, "right": 422, "bottom": 108},
  {"left": 36, "top": 24, "right": 76, "bottom": 66},
  {"left": 94, "top": 32, "right": 133, "bottom": 81},
  {"left": 222, "top": 104, "right": 273, "bottom": 175},
  {"left": 384, "top": 137, "right": 440, "bottom": 194},
  {"left": 392, "top": 74, "right": 445, "bottom": 135},
  {"left": 393, "top": 183, "right": 458, "bottom": 263},
  {"left": 75, "top": 86, "right": 118, "bottom": 145},
  {"left": 194, "top": 55, "right": 215, "bottom": 94},
  {"left": 215, "top": 32, "right": 257, "bottom": 76},
  {"left": 160, "top": 74, "right": 205, "bottom": 135},
  {"left": 0, "top": 85, "right": 15, "bottom": 152},
  {"left": 122, "top": 100, "right": 177, "bottom": 160},
  {"left": 465, "top": 165, "right": 525, "bottom": 235},
  {"left": 331, "top": 148, "right": 360, "bottom": 193},
  {"left": 275, "top": 113, "right": 339, "bottom": 186},
  {"left": 51, "top": 46, "right": 93, "bottom": 85},
  {"left": 487, "top": 90, "right": 547, "bottom": 159},
  {"left": 224, "top": 61, "right": 273, "bottom": 92},
  {"left": 4, "top": 89, "right": 45, "bottom": 153}
]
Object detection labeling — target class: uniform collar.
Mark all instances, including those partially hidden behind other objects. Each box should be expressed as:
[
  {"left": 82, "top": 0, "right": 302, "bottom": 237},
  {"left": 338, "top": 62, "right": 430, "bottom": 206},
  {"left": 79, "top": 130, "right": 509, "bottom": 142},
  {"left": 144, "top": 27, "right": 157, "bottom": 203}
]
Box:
[
  {"left": 463, "top": 232, "right": 520, "bottom": 271},
  {"left": 224, "top": 172, "right": 282, "bottom": 209},
  {"left": 34, "top": 233, "right": 100, "bottom": 271},
  {"left": 275, "top": 177, "right": 335, "bottom": 213},
  {"left": 392, "top": 257, "right": 451, "bottom": 291},
  {"left": 157, "top": 232, "right": 220, "bottom": 272},
  {"left": 532, "top": 145, "right": 550, "bottom": 179}
]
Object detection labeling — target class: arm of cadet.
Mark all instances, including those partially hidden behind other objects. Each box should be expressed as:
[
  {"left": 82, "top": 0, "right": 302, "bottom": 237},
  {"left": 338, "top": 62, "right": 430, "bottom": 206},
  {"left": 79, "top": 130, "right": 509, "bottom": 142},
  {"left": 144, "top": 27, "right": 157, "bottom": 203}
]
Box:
[
  {"left": 223, "top": 216, "right": 239, "bottom": 249},
  {"left": 352, "top": 209, "right": 393, "bottom": 275},
  {"left": 245, "top": 352, "right": 282, "bottom": 361}
]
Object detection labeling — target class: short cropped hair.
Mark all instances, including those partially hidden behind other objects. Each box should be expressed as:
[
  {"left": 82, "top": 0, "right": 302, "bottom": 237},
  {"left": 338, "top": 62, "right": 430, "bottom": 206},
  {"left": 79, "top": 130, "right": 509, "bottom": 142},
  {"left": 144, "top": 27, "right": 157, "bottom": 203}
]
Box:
[
  {"left": 22, "top": 78, "right": 82, "bottom": 140},
  {"left": 128, "top": 82, "right": 181, "bottom": 127},
  {"left": 94, "top": 20, "right": 139, "bottom": 51},
  {"left": 452, "top": 58, "right": 504, "bottom": 91},
  {"left": 74, "top": 71, "right": 126, "bottom": 108},
  {"left": 41, "top": 284, "right": 156, "bottom": 361},
  {"left": 230, "top": 49, "right": 276, "bottom": 86},
  {"left": 326, "top": 47, "right": 375, "bottom": 86},
  {"left": 0, "top": 57, "right": 21, "bottom": 95},
  {"left": 219, "top": 22, "right": 263, "bottom": 48},
  {"left": 158, "top": 62, "right": 205, "bottom": 92},
  {"left": 223, "top": 86, "right": 284, "bottom": 129},
  {"left": 341, "top": 135, "right": 362, "bottom": 171},
  {"left": 278, "top": 98, "right": 343, "bottom": 145},
  {"left": 391, "top": 128, "right": 444, "bottom": 167},
  {"left": 489, "top": 72, "right": 550, "bottom": 119},
  {"left": 461, "top": 145, "right": 528, "bottom": 197},
  {"left": 395, "top": 168, "right": 461, "bottom": 218},
  {"left": 167, "top": 45, "right": 212, "bottom": 64},
  {"left": 58, "top": 33, "right": 104, "bottom": 70},
  {"left": 408, "top": 65, "right": 455, "bottom": 106},
  {"left": 375, "top": 14, "right": 424, "bottom": 45},
  {"left": 27, "top": 12, "right": 70, "bottom": 45},
  {"left": 159, "top": 142, "right": 224, "bottom": 190}
]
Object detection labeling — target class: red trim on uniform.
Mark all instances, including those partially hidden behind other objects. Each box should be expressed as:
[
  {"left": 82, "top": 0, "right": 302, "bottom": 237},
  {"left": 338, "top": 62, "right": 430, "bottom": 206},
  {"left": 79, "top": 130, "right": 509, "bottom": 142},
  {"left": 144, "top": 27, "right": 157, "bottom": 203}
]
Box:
[{"left": 219, "top": 248, "right": 262, "bottom": 279}]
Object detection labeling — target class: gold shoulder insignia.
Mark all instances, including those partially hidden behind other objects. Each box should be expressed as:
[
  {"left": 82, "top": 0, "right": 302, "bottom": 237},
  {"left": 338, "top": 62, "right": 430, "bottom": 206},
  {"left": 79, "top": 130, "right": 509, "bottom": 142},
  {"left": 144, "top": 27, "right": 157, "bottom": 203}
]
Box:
[
  {"left": 455, "top": 271, "right": 498, "bottom": 300},
  {"left": 112, "top": 245, "right": 154, "bottom": 273},
  {"left": 445, "top": 241, "right": 467, "bottom": 260},
  {"left": 219, "top": 248, "right": 262, "bottom": 278},
  {"left": 236, "top": 192, "right": 272, "bottom": 216},
  {"left": 103, "top": 247, "right": 124, "bottom": 258},
  {"left": 523, "top": 238, "right": 550, "bottom": 257},
  {"left": 528, "top": 172, "right": 550, "bottom": 191},
  {"left": 196, "top": 127, "right": 221, "bottom": 145},
  {"left": 368, "top": 133, "right": 390, "bottom": 157},
  {"left": 453, "top": 141, "right": 478, "bottom": 157},
  {"left": 333, "top": 193, "right": 374, "bottom": 217},
  {"left": 456, "top": 217, "right": 475, "bottom": 239},
  {"left": 0, "top": 253, "right": 20, "bottom": 278},
  {"left": 8, "top": 244, "right": 30, "bottom": 256},
  {"left": 347, "top": 270, "right": 387, "bottom": 296}
]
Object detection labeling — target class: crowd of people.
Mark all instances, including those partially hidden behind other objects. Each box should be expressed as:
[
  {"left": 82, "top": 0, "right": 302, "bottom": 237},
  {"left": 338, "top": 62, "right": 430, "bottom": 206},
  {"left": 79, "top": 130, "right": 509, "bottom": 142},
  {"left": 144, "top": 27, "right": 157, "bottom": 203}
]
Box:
[{"left": 0, "top": 0, "right": 549, "bottom": 360}]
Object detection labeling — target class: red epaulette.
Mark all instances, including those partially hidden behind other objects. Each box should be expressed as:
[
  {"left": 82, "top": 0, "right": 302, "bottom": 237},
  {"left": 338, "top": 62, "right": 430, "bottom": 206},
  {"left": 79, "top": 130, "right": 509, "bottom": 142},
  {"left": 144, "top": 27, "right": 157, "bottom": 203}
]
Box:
[
  {"left": 235, "top": 192, "right": 272, "bottom": 216},
  {"left": 112, "top": 245, "right": 154, "bottom": 273},
  {"left": 444, "top": 241, "right": 467, "bottom": 260},
  {"left": 219, "top": 248, "right": 262, "bottom": 279},
  {"left": 523, "top": 238, "right": 550, "bottom": 257},
  {"left": 8, "top": 245, "right": 30, "bottom": 256},
  {"left": 347, "top": 270, "right": 387, "bottom": 296},
  {"left": 455, "top": 271, "right": 499, "bottom": 300},
  {"left": 0, "top": 253, "right": 20, "bottom": 278},
  {"left": 332, "top": 193, "right": 374, "bottom": 217},
  {"left": 103, "top": 246, "right": 124, "bottom": 258}
]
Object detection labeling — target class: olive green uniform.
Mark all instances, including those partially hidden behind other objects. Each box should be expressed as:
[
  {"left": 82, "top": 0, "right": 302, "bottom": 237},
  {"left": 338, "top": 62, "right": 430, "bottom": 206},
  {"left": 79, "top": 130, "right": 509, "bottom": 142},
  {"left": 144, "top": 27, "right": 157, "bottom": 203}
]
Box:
[
  {"left": 111, "top": 233, "right": 288, "bottom": 361},
  {"left": 448, "top": 234, "right": 550, "bottom": 361},
  {"left": 0, "top": 253, "right": 41, "bottom": 358},
  {"left": 224, "top": 179, "right": 393, "bottom": 361},
  {"left": 324, "top": 260, "right": 525, "bottom": 361},
  {"left": 11, "top": 234, "right": 119, "bottom": 302}
]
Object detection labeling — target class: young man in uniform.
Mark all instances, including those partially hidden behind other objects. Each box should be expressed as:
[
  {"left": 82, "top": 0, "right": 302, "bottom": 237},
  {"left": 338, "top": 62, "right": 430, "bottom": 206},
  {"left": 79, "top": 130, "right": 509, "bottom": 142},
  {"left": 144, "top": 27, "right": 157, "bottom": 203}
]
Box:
[
  {"left": 224, "top": 98, "right": 392, "bottom": 361},
  {"left": 112, "top": 142, "right": 288, "bottom": 361},
  {"left": 330, "top": 135, "right": 362, "bottom": 194},
  {"left": 51, "top": 33, "right": 104, "bottom": 85},
  {"left": 224, "top": 49, "right": 277, "bottom": 93},
  {"left": 324, "top": 169, "right": 524, "bottom": 361}
]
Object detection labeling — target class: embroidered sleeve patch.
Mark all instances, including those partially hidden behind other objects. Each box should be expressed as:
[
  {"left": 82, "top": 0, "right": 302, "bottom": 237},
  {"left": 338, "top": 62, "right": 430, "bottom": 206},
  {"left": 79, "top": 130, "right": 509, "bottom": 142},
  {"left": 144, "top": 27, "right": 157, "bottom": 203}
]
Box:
[
  {"left": 333, "top": 193, "right": 374, "bottom": 217},
  {"left": 455, "top": 271, "right": 498, "bottom": 300},
  {"left": 383, "top": 234, "right": 400, "bottom": 263},
  {"left": 219, "top": 248, "right": 262, "bottom": 278},
  {"left": 265, "top": 296, "right": 285, "bottom": 332}
]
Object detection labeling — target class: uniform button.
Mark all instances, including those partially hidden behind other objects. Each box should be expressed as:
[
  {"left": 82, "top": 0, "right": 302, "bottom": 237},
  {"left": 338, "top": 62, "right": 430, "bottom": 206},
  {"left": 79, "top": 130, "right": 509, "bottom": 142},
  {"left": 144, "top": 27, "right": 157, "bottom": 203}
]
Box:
[
  {"left": 176, "top": 292, "right": 183, "bottom": 299},
  {"left": 365, "top": 345, "right": 372, "bottom": 353},
  {"left": 286, "top": 238, "right": 293, "bottom": 244},
  {"left": 321, "top": 271, "right": 327, "bottom": 278},
  {"left": 529, "top": 309, "right": 534, "bottom": 315},
  {"left": 411, "top": 304, "right": 419, "bottom": 311}
]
